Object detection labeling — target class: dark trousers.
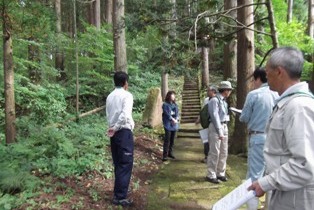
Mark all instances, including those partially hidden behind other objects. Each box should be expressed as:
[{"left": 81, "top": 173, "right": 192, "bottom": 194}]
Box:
[
  {"left": 163, "top": 128, "right": 176, "bottom": 158},
  {"left": 204, "top": 142, "right": 209, "bottom": 158},
  {"left": 110, "top": 129, "right": 134, "bottom": 200}
]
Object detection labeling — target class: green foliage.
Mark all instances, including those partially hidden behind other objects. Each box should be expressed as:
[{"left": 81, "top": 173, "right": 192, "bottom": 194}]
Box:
[
  {"left": 15, "top": 75, "right": 67, "bottom": 124},
  {"left": 129, "top": 71, "right": 161, "bottom": 113},
  {"left": 0, "top": 113, "right": 113, "bottom": 208},
  {"left": 0, "top": 166, "right": 40, "bottom": 195}
]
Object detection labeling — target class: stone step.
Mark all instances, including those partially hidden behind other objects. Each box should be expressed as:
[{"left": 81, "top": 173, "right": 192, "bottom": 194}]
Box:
[
  {"left": 181, "top": 115, "right": 198, "bottom": 120},
  {"left": 183, "top": 88, "right": 198, "bottom": 91},
  {"left": 182, "top": 92, "right": 200, "bottom": 98},
  {"left": 179, "top": 128, "right": 200, "bottom": 133},
  {"left": 182, "top": 102, "right": 201, "bottom": 106},
  {"left": 180, "top": 119, "right": 198, "bottom": 123},
  {"left": 182, "top": 96, "right": 199, "bottom": 100},
  {"left": 182, "top": 95, "right": 200, "bottom": 101},
  {"left": 182, "top": 105, "right": 201, "bottom": 109},
  {"left": 181, "top": 108, "right": 200, "bottom": 113},
  {"left": 177, "top": 132, "right": 200, "bottom": 139},
  {"left": 181, "top": 111, "right": 199, "bottom": 115},
  {"left": 183, "top": 90, "right": 199, "bottom": 94}
]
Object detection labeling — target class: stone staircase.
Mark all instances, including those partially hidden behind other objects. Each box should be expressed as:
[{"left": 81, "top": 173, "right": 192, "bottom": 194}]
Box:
[{"left": 178, "top": 78, "right": 202, "bottom": 139}]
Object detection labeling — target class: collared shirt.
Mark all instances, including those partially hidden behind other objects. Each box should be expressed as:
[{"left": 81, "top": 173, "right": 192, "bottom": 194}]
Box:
[
  {"left": 259, "top": 82, "right": 314, "bottom": 192},
  {"left": 207, "top": 93, "right": 229, "bottom": 136},
  {"left": 106, "top": 87, "right": 135, "bottom": 131},
  {"left": 239, "top": 83, "right": 278, "bottom": 133}
]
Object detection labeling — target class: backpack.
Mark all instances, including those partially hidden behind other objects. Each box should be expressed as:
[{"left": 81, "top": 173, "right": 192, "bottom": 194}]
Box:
[
  {"left": 200, "top": 103, "right": 210, "bottom": 128},
  {"left": 199, "top": 96, "right": 222, "bottom": 129}
]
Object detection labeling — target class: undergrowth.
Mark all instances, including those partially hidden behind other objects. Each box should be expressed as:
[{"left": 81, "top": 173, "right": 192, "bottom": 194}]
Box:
[{"left": 0, "top": 114, "right": 111, "bottom": 209}]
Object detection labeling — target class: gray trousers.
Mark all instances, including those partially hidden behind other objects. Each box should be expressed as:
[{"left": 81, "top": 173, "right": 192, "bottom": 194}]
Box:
[{"left": 207, "top": 123, "right": 228, "bottom": 178}]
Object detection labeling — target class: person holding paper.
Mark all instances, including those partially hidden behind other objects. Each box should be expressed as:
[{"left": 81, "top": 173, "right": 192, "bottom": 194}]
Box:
[
  {"left": 196, "top": 85, "right": 217, "bottom": 163},
  {"left": 248, "top": 47, "right": 314, "bottom": 210},
  {"left": 205, "top": 81, "right": 233, "bottom": 184},
  {"left": 239, "top": 67, "right": 278, "bottom": 210}
]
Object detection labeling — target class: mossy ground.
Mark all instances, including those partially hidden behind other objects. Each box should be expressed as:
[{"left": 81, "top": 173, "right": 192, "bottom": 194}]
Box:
[{"left": 148, "top": 123, "right": 255, "bottom": 210}]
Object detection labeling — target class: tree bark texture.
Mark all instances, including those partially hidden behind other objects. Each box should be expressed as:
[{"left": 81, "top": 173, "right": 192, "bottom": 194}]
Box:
[
  {"left": 3, "top": 1, "right": 16, "bottom": 144},
  {"left": 266, "top": 0, "right": 279, "bottom": 48},
  {"left": 309, "top": 0, "right": 314, "bottom": 38},
  {"left": 169, "top": 0, "right": 177, "bottom": 39},
  {"left": 208, "top": 38, "right": 216, "bottom": 72},
  {"left": 105, "top": 0, "right": 113, "bottom": 24},
  {"left": 308, "top": 0, "right": 314, "bottom": 93},
  {"left": 113, "top": 0, "right": 127, "bottom": 72},
  {"left": 223, "top": 0, "right": 237, "bottom": 80},
  {"left": 231, "top": 0, "right": 255, "bottom": 154},
  {"left": 87, "top": 1, "right": 95, "bottom": 26},
  {"left": 161, "top": 70, "right": 168, "bottom": 101},
  {"left": 28, "top": 40, "right": 41, "bottom": 83},
  {"left": 287, "top": 0, "right": 293, "bottom": 23},
  {"left": 95, "top": 0, "right": 101, "bottom": 29},
  {"left": 201, "top": 47, "right": 209, "bottom": 88},
  {"left": 55, "top": 0, "right": 65, "bottom": 81}
]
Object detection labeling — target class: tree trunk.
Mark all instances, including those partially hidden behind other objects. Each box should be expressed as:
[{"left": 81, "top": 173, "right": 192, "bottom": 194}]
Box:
[
  {"left": 308, "top": 0, "right": 314, "bottom": 93},
  {"left": 169, "top": 0, "right": 177, "bottom": 39},
  {"left": 3, "top": 1, "right": 16, "bottom": 144},
  {"left": 73, "top": 0, "right": 79, "bottom": 117},
  {"left": 95, "top": 0, "right": 101, "bottom": 29},
  {"left": 161, "top": 0, "right": 176, "bottom": 97},
  {"left": 105, "top": 0, "right": 113, "bottom": 24},
  {"left": 185, "top": 0, "right": 191, "bottom": 16},
  {"left": 208, "top": 38, "right": 215, "bottom": 72},
  {"left": 231, "top": 0, "right": 255, "bottom": 155},
  {"left": 266, "top": 0, "right": 279, "bottom": 48},
  {"left": 55, "top": 0, "right": 65, "bottom": 81},
  {"left": 223, "top": 0, "right": 237, "bottom": 80},
  {"left": 28, "top": 41, "right": 41, "bottom": 83},
  {"left": 113, "top": 0, "right": 127, "bottom": 72},
  {"left": 201, "top": 47, "right": 209, "bottom": 88},
  {"left": 161, "top": 70, "right": 168, "bottom": 100},
  {"left": 309, "top": 0, "right": 314, "bottom": 38},
  {"left": 287, "top": 0, "right": 293, "bottom": 23},
  {"left": 88, "top": 1, "right": 95, "bottom": 25}
]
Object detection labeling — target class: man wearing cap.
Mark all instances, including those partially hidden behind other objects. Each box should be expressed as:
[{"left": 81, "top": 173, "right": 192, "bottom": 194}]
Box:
[
  {"left": 196, "top": 85, "right": 218, "bottom": 162},
  {"left": 205, "top": 81, "right": 233, "bottom": 184},
  {"left": 239, "top": 67, "right": 278, "bottom": 210}
]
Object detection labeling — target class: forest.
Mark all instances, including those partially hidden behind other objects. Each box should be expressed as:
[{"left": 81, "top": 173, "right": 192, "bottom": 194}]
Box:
[{"left": 0, "top": 0, "right": 313, "bottom": 209}]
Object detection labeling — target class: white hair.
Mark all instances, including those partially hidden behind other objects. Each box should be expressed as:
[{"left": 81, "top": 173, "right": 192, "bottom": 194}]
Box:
[{"left": 268, "top": 47, "right": 304, "bottom": 79}]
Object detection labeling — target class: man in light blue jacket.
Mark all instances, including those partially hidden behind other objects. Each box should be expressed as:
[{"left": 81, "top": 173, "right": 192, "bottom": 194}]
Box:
[{"left": 240, "top": 67, "right": 278, "bottom": 210}]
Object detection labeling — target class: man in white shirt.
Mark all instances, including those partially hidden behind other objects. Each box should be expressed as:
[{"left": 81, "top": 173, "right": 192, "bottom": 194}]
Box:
[{"left": 106, "top": 71, "right": 134, "bottom": 207}]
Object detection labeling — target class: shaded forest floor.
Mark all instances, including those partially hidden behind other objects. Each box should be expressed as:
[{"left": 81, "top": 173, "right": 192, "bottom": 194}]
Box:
[{"left": 17, "top": 134, "right": 164, "bottom": 210}]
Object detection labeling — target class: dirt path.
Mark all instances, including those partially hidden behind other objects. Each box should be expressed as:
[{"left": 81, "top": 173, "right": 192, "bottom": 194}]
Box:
[{"left": 147, "top": 78, "right": 247, "bottom": 210}]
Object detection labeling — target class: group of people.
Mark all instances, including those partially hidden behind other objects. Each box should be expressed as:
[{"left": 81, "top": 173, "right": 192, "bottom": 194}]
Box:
[{"left": 105, "top": 46, "right": 314, "bottom": 209}]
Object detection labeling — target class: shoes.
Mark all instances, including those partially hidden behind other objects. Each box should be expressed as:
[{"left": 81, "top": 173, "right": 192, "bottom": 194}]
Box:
[
  {"left": 168, "top": 154, "right": 176, "bottom": 159},
  {"left": 162, "top": 157, "right": 168, "bottom": 162},
  {"left": 112, "top": 198, "right": 133, "bottom": 206},
  {"left": 217, "top": 176, "right": 228, "bottom": 182},
  {"left": 205, "top": 177, "right": 219, "bottom": 184},
  {"left": 201, "top": 157, "right": 207, "bottom": 163}
]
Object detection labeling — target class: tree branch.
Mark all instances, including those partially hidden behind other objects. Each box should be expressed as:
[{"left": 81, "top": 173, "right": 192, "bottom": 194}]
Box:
[{"left": 189, "top": 2, "right": 266, "bottom": 50}]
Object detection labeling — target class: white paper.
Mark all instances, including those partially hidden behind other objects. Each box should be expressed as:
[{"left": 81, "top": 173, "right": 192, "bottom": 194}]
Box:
[
  {"left": 230, "top": 107, "right": 242, "bottom": 114},
  {"left": 212, "top": 178, "right": 256, "bottom": 210},
  {"left": 198, "top": 128, "right": 208, "bottom": 143}
]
